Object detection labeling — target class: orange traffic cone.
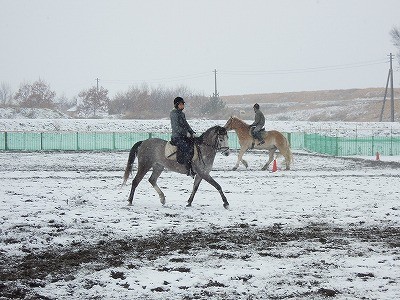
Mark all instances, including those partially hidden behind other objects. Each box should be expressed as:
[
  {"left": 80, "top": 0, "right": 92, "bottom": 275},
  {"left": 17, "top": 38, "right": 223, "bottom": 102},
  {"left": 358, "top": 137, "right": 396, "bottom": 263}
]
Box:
[
  {"left": 375, "top": 152, "right": 380, "bottom": 161},
  {"left": 272, "top": 159, "right": 277, "bottom": 172}
]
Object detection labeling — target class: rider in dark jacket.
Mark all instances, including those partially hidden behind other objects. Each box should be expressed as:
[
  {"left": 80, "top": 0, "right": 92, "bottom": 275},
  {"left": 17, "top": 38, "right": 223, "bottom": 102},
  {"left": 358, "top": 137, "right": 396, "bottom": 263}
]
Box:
[
  {"left": 170, "top": 97, "right": 196, "bottom": 176},
  {"left": 251, "top": 103, "right": 265, "bottom": 145}
]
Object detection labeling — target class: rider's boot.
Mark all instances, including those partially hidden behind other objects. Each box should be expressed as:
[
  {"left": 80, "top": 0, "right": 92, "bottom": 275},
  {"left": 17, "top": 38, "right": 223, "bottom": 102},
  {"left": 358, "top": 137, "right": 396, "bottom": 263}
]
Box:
[{"left": 186, "top": 162, "right": 196, "bottom": 178}]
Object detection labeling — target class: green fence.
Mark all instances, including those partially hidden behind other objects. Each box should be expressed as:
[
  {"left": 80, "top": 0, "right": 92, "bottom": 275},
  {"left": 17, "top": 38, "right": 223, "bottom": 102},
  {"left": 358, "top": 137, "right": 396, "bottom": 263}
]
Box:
[
  {"left": 304, "top": 133, "right": 400, "bottom": 156},
  {"left": 1, "top": 131, "right": 400, "bottom": 157},
  {"left": 0, "top": 132, "right": 242, "bottom": 151},
  {"left": 0, "top": 132, "right": 174, "bottom": 151}
]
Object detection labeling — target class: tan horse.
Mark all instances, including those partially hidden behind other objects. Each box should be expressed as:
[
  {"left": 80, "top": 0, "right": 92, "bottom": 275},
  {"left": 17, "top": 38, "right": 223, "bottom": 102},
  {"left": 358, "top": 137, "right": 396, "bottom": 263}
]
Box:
[{"left": 224, "top": 116, "right": 292, "bottom": 171}]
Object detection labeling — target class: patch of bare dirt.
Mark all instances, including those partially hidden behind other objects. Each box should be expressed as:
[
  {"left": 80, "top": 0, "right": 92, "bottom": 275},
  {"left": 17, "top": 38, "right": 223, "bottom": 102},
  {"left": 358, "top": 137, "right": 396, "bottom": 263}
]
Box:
[{"left": 1, "top": 223, "right": 399, "bottom": 299}]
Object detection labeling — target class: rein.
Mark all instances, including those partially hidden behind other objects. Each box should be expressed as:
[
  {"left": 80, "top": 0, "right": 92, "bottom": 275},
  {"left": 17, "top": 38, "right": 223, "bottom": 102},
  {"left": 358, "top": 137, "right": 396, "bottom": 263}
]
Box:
[
  {"left": 200, "top": 136, "right": 224, "bottom": 150},
  {"left": 194, "top": 128, "right": 229, "bottom": 165},
  {"left": 197, "top": 131, "right": 228, "bottom": 151}
]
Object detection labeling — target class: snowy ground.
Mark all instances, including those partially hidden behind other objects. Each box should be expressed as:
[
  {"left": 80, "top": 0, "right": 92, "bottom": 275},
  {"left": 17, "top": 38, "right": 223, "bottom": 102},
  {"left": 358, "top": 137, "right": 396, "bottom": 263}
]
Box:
[{"left": 1, "top": 119, "right": 400, "bottom": 299}]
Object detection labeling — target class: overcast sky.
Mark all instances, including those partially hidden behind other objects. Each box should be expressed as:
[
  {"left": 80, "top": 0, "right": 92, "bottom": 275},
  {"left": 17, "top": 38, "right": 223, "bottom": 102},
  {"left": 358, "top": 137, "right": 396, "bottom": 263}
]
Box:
[{"left": 1, "top": 0, "right": 399, "bottom": 99}]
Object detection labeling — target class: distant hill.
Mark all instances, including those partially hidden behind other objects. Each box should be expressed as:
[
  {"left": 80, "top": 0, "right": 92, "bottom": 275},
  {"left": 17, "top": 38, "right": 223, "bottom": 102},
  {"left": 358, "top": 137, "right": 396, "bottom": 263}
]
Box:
[{"left": 221, "top": 87, "right": 400, "bottom": 122}]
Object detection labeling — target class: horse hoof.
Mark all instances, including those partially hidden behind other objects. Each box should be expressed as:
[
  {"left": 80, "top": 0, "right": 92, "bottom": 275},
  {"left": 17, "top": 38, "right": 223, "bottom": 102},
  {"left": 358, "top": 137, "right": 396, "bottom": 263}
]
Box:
[
  {"left": 186, "top": 203, "right": 192, "bottom": 207},
  {"left": 127, "top": 202, "right": 133, "bottom": 206},
  {"left": 160, "top": 198, "right": 166, "bottom": 205},
  {"left": 223, "top": 203, "right": 229, "bottom": 209},
  {"left": 232, "top": 167, "right": 238, "bottom": 171}
]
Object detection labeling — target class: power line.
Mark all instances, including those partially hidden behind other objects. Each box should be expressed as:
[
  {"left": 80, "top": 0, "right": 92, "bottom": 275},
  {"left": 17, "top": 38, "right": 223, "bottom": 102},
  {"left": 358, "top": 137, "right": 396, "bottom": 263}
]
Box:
[
  {"left": 101, "top": 72, "right": 211, "bottom": 85},
  {"left": 100, "top": 57, "right": 389, "bottom": 87},
  {"left": 220, "top": 59, "right": 388, "bottom": 76}
]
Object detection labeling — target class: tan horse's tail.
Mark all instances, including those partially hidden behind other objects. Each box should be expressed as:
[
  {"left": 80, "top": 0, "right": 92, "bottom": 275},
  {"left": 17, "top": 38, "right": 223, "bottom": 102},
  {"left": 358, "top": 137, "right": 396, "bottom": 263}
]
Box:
[
  {"left": 283, "top": 136, "right": 293, "bottom": 166},
  {"left": 275, "top": 134, "right": 293, "bottom": 167},
  {"left": 122, "top": 141, "right": 143, "bottom": 186},
  {"left": 286, "top": 146, "right": 293, "bottom": 163}
]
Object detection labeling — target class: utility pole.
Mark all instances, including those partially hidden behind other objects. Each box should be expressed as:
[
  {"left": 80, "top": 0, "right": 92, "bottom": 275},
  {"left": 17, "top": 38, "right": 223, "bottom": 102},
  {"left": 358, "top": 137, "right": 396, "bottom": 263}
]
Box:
[
  {"left": 379, "top": 53, "right": 395, "bottom": 122},
  {"left": 96, "top": 78, "right": 100, "bottom": 92},
  {"left": 207, "top": 69, "right": 224, "bottom": 115},
  {"left": 95, "top": 78, "right": 100, "bottom": 117},
  {"left": 390, "top": 53, "right": 395, "bottom": 122},
  {"left": 213, "top": 69, "right": 219, "bottom": 98}
]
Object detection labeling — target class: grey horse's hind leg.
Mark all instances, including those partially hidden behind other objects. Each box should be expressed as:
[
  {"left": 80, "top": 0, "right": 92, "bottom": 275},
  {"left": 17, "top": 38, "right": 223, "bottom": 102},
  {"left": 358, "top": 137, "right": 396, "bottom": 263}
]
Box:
[
  {"left": 261, "top": 148, "right": 276, "bottom": 171},
  {"left": 148, "top": 164, "right": 166, "bottom": 205},
  {"left": 128, "top": 165, "right": 151, "bottom": 206}
]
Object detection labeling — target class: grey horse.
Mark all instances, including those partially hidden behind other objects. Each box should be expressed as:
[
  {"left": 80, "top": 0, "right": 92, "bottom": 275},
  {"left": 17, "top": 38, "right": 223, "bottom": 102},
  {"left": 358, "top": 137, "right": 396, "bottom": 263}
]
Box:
[{"left": 122, "top": 125, "right": 230, "bottom": 208}]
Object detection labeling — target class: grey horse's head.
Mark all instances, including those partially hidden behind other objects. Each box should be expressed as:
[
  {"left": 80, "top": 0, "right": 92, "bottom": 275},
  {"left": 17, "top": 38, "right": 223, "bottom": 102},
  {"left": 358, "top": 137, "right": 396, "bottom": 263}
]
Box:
[{"left": 196, "top": 125, "right": 229, "bottom": 156}]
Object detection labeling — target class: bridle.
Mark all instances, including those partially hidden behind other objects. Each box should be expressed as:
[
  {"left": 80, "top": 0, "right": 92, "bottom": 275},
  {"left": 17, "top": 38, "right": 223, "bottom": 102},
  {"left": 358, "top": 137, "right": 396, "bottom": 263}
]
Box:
[
  {"left": 195, "top": 127, "right": 229, "bottom": 160},
  {"left": 202, "top": 128, "right": 229, "bottom": 153}
]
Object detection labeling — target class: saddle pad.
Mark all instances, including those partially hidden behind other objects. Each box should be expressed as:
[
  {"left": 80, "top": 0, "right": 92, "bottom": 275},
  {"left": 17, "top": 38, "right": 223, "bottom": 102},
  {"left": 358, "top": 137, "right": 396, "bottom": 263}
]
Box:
[{"left": 164, "top": 142, "right": 198, "bottom": 161}]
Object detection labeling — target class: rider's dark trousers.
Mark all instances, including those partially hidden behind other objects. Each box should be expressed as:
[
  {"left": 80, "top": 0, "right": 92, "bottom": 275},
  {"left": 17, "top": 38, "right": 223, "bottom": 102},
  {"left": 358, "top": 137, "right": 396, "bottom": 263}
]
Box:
[
  {"left": 252, "top": 129, "right": 263, "bottom": 141},
  {"left": 171, "top": 136, "right": 194, "bottom": 169}
]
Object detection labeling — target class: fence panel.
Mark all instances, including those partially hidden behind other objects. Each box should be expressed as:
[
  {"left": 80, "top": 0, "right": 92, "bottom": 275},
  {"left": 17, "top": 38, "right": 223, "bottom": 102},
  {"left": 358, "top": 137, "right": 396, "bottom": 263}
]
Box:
[
  {"left": 287, "top": 132, "right": 304, "bottom": 150},
  {"left": 5, "top": 132, "right": 41, "bottom": 151},
  {"left": 113, "top": 132, "right": 147, "bottom": 150},
  {"left": 42, "top": 133, "right": 78, "bottom": 151}
]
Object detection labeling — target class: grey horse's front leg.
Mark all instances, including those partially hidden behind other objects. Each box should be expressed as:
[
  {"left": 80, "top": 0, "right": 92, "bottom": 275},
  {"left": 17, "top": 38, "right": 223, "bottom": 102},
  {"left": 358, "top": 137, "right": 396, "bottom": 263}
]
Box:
[
  {"left": 200, "top": 174, "right": 229, "bottom": 209},
  {"left": 187, "top": 175, "right": 202, "bottom": 207}
]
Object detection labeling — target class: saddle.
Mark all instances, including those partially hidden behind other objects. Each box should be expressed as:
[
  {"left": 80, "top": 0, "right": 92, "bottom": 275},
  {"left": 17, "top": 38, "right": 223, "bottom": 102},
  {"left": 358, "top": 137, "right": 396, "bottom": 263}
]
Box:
[
  {"left": 164, "top": 142, "right": 199, "bottom": 162},
  {"left": 250, "top": 127, "right": 266, "bottom": 149}
]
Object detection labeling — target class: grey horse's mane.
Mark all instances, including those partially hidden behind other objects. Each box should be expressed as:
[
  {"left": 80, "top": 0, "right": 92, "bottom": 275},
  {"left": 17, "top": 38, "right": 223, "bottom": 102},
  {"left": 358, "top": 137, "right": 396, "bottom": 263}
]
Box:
[{"left": 196, "top": 125, "right": 227, "bottom": 144}]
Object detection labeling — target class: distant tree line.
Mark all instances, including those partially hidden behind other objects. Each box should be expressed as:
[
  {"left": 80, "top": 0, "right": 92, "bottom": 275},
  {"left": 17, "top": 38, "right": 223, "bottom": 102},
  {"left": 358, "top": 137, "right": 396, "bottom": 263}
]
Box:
[
  {"left": 391, "top": 26, "right": 400, "bottom": 66},
  {"left": 0, "top": 79, "right": 227, "bottom": 119}
]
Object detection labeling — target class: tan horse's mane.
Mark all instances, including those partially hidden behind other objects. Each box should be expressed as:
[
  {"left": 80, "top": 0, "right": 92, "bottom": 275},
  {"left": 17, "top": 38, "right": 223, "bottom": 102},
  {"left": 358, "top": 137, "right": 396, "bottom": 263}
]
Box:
[{"left": 230, "top": 116, "right": 250, "bottom": 128}]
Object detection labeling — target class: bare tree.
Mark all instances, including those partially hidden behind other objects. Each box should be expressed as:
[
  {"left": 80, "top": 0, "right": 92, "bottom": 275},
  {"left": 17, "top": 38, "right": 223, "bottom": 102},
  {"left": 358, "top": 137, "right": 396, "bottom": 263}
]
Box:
[
  {"left": 0, "top": 82, "right": 13, "bottom": 106},
  {"left": 14, "top": 79, "right": 56, "bottom": 108},
  {"left": 391, "top": 26, "right": 400, "bottom": 65},
  {"left": 78, "top": 86, "right": 110, "bottom": 117}
]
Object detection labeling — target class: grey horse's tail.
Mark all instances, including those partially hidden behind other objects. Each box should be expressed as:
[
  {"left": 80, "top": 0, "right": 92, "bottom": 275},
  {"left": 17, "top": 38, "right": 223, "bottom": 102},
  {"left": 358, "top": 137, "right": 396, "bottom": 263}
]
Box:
[{"left": 122, "top": 141, "right": 143, "bottom": 185}]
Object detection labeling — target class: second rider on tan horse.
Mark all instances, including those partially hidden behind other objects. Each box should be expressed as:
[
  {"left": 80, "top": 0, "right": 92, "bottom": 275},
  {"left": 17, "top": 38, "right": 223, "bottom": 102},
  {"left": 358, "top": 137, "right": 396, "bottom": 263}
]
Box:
[{"left": 250, "top": 103, "right": 265, "bottom": 145}]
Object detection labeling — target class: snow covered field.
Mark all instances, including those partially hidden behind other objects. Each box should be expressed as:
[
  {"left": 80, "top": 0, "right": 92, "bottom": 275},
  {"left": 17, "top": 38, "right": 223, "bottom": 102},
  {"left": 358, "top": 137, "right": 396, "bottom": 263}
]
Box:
[
  {"left": 2, "top": 118, "right": 400, "bottom": 137},
  {"left": 1, "top": 119, "right": 400, "bottom": 299}
]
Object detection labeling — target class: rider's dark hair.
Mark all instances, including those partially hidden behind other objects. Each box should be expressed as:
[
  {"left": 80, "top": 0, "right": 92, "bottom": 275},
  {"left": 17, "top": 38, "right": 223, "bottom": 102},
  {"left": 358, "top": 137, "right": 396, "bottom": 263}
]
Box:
[{"left": 174, "top": 97, "right": 185, "bottom": 108}]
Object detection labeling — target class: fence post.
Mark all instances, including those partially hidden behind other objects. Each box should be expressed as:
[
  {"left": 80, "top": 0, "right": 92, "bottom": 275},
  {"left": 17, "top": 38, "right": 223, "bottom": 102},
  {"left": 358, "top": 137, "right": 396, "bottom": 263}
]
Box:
[
  {"left": 355, "top": 126, "right": 358, "bottom": 155},
  {"left": 76, "top": 132, "right": 79, "bottom": 151},
  {"left": 371, "top": 136, "right": 374, "bottom": 156},
  {"left": 335, "top": 130, "right": 338, "bottom": 156},
  {"left": 391, "top": 127, "right": 393, "bottom": 156}
]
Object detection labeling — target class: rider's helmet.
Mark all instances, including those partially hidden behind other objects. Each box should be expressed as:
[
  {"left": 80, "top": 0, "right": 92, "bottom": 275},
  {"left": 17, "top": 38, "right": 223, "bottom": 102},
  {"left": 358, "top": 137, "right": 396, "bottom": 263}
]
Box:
[
  {"left": 253, "top": 103, "right": 260, "bottom": 110},
  {"left": 174, "top": 97, "right": 185, "bottom": 108}
]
